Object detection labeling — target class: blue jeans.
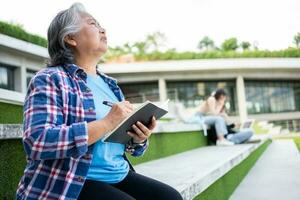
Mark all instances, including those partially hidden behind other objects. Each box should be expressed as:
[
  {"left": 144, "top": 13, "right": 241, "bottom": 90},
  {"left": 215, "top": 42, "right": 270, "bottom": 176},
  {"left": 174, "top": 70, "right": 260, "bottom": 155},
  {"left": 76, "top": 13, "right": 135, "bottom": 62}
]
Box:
[
  {"left": 202, "top": 115, "right": 228, "bottom": 136},
  {"left": 227, "top": 128, "right": 253, "bottom": 144},
  {"left": 187, "top": 114, "right": 228, "bottom": 137}
]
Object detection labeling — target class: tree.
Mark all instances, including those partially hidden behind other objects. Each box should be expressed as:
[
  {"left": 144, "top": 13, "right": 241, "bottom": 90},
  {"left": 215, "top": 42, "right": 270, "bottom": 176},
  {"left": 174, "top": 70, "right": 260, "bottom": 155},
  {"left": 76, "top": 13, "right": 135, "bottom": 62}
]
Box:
[
  {"left": 221, "top": 37, "right": 238, "bottom": 51},
  {"left": 294, "top": 33, "right": 300, "bottom": 48},
  {"left": 133, "top": 41, "right": 148, "bottom": 55},
  {"left": 240, "top": 41, "right": 251, "bottom": 51},
  {"left": 146, "top": 31, "right": 167, "bottom": 51},
  {"left": 123, "top": 42, "right": 133, "bottom": 53},
  {"left": 197, "top": 36, "right": 215, "bottom": 51}
]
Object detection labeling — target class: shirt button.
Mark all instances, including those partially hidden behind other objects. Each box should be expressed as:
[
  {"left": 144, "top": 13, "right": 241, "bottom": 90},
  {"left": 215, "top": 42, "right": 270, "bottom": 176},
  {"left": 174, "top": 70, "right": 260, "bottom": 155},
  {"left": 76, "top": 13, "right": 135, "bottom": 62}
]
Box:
[
  {"left": 88, "top": 107, "right": 94, "bottom": 112},
  {"left": 85, "top": 88, "right": 91, "bottom": 92},
  {"left": 77, "top": 176, "right": 84, "bottom": 182},
  {"left": 83, "top": 154, "right": 92, "bottom": 159}
]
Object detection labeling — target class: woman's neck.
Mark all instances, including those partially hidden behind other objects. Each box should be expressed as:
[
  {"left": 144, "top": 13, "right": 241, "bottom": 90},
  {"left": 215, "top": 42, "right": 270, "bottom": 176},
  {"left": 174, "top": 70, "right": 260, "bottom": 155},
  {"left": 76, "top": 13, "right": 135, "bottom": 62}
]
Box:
[{"left": 75, "top": 55, "right": 99, "bottom": 75}]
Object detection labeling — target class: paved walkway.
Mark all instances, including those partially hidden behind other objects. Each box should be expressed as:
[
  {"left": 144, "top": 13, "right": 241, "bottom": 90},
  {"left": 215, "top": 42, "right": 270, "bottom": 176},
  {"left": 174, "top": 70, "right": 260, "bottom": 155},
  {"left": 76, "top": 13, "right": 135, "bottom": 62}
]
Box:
[
  {"left": 135, "top": 140, "right": 266, "bottom": 200},
  {"left": 230, "top": 140, "right": 300, "bottom": 200}
]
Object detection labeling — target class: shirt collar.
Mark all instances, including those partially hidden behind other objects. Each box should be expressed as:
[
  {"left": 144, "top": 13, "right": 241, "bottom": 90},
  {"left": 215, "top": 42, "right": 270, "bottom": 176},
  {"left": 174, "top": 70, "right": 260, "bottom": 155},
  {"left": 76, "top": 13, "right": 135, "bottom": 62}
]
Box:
[
  {"left": 96, "top": 66, "right": 118, "bottom": 86},
  {"left": 63, "top": 63, "right": 84, "bottom": 77},
  {"left": 62, "top": 64, "right": 118, "bottom": 86}
]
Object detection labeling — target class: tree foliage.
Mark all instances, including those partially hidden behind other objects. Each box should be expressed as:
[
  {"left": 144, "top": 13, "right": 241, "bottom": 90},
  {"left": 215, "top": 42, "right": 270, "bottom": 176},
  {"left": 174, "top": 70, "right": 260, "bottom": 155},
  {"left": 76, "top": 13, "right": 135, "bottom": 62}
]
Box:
[
  {"left": 294, "top": 32, "right": 300, "bottom": 47},
  {"left": 198, "top": 36, "right": 215, "bottom": 51},
  {"left": 221, "top": 37, "right": 238, "bottom": 51},
  {"left": 240, "top": 41, "right": 251, "bottom": 51}
]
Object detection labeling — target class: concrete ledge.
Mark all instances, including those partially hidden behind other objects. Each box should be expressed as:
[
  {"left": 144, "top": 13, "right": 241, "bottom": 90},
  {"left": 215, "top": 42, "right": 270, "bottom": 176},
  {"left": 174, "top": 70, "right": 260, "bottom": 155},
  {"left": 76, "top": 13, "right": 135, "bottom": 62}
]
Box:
[
  {"left": 0, "top": 122, "right": 202, "bottom": 139},
  {"left": 0, "top": 124, "right": 22, "bottom": 139},
  {"left": 0, "top": 88, "right": 25, "bottom": 105},
  {"left": 0, "top": 33, "right": 48, "bottom": 58},
  {"left": 153, "top": 121, "right": 202, "bottom": 133},
  {"left": 135, "top": 136, "right": 269, "bottom": 200}
]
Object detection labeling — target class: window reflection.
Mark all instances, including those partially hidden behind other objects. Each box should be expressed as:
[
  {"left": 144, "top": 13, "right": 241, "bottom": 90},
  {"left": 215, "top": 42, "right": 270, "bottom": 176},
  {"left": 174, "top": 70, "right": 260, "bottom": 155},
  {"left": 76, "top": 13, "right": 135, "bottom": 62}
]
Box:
[
  {"left": 167, "top": 80, "right": 237, "bottom": 115},
  {"left": 0, "top": 64, "right": 14, "bottom": 90},
  {"left": 119, "top": 82, "right": 159, "bottom": 103},
  {"left": 26, "top": 70, "right": 37, "bottom": 86},
  {"left": 245, "top": 80, "right": 300, "bottom": 114}
]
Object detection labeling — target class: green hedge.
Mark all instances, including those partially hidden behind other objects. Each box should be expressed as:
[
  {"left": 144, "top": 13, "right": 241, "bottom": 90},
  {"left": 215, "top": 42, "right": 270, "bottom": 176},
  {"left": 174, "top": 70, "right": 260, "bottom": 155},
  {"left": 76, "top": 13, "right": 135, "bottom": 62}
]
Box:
[
  {"left": 128, "top": 131, "right": 208, "bottom": 165},
  {"left": 106, "top": 48, "right": 300, "bottom": 62},
  {"left": 0, "top": 139, "right": 26, "bottom": 200},
  {"left": 0, "top": 20, "right": 47, "bottom": 47},
  {"left": 0, "top": 102, "right": 23, "bottom": 124},
  {"left": 194, "top": 139, "right": 272, "bottom": 200},
  {"left": 132, "top": 49, "right": 300, "bottom": 61}
]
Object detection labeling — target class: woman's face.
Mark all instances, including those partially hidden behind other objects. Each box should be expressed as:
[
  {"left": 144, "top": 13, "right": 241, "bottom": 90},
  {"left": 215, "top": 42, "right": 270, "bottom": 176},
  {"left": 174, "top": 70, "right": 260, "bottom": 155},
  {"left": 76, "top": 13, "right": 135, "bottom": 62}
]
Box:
[
  {"left": 218, "top": 95, "right": 227, "bottom": 105},
  {"left": 72, "top": 13, "right": 107, "bottom": 58}
]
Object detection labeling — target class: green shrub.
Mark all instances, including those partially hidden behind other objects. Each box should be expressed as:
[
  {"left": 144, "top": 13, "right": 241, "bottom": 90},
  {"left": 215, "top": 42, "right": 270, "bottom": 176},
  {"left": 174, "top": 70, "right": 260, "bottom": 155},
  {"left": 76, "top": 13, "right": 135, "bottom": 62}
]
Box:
[
  {"left": 111, "top": 48, "right": 300, "bottom": 62},
  {"left": 0, "top": 140, "right": 26, "bottom": 200},
  {"left": 0, "top": 21, "right": 47, "bottom": 47},
  {"left": 0, "top": 102, "right": 23, "bottom": 124}
]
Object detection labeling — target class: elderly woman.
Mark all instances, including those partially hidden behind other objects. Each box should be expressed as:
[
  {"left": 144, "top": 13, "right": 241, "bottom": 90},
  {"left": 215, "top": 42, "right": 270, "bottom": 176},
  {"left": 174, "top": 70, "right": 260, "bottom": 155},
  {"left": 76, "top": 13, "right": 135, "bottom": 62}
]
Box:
[{"left": 16, "top": 3, "right": 182, "bottom": 200}]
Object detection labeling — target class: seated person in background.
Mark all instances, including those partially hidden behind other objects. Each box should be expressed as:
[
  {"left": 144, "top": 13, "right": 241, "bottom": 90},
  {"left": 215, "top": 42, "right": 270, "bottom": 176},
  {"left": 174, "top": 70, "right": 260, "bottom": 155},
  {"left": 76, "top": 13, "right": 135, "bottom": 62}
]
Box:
[{"left": 196, "top": 89, "right": 253, "bottom": 146}]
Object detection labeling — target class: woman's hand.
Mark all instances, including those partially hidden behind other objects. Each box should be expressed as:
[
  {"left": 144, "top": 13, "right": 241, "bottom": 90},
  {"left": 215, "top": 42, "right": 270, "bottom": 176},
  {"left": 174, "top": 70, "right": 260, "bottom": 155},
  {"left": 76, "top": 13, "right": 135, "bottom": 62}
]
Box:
[
  {"left": 127, "top": 116, "right": 156, "bottom": 143},
  {"left": 103, "top": 101, "right": 134, "bottom": 132}
]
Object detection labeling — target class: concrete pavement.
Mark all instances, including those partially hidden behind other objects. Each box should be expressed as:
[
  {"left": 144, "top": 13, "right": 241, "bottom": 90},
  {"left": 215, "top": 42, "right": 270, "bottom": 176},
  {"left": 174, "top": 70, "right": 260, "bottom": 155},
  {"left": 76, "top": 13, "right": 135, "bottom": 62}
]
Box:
[{"left": 230, "top": 140, "right": 300, "bottom": 200}]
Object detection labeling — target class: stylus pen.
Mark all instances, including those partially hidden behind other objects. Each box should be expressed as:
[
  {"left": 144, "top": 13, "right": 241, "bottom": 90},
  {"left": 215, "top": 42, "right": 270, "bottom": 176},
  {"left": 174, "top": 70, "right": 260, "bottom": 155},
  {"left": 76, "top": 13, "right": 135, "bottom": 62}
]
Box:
[{"left": 102, "top": 100, "right": 114, "bottom": 107}]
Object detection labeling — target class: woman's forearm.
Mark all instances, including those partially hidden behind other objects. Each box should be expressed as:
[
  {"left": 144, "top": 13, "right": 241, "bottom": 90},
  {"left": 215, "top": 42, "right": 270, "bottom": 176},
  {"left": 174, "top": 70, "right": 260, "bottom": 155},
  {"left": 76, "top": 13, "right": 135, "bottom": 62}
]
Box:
[{"left": 87, "top": 119, "right": 112, "bottom": 145}]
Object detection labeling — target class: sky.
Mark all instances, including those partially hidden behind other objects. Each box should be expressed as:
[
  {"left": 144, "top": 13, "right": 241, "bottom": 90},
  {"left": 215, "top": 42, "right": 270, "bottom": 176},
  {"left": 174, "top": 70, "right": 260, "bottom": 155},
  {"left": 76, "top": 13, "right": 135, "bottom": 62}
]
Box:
[{"left": 0, "top": 0, "right": 299, "bottom": 51}]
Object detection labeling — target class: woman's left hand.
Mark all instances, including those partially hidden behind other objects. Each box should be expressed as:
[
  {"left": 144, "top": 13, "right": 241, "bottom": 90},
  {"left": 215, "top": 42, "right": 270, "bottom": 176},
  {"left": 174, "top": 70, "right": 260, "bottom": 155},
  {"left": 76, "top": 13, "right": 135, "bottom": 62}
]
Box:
[{"left": 127, "top": 116, "right": 156, "bottom": 143}]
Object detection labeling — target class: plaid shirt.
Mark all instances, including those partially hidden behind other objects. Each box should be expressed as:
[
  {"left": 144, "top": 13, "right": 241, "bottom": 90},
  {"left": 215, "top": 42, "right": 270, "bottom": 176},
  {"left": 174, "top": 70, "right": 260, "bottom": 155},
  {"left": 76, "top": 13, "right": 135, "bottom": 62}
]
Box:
[{"left": 16, "top": 64, "right": 148, "bottom": 200}]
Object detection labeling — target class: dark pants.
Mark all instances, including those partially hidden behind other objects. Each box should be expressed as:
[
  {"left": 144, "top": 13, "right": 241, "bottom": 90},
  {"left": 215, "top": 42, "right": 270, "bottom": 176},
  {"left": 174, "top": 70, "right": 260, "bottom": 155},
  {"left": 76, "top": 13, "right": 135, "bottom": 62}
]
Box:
[{"left": 78, "top": 170, "right": 183, "bottom": 200}]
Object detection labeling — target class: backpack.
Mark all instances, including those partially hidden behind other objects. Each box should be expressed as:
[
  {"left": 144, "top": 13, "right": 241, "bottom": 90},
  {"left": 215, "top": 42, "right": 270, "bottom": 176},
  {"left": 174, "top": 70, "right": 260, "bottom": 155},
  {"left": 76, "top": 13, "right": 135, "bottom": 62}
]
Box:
[{"left": 207, "top": 123, "right": 236, "bottom": 144}]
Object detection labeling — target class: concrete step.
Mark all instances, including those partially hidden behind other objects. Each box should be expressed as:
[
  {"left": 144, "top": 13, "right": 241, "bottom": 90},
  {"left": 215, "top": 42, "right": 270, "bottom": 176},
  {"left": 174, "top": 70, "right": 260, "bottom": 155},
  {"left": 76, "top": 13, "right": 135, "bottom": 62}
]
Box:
[
  {"left": 230, "top": 140, "right": 300, "bottom": 200},
  {"left": 135, "top": 136, "right": 268, "bottom": 200}
]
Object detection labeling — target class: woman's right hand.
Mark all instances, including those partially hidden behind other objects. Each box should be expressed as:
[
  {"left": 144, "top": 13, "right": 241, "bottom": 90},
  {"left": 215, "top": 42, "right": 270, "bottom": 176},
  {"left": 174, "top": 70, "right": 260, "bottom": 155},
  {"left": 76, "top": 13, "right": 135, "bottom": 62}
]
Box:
[{"left": 103, "top": 101, "right": 134, "bottom": 131}]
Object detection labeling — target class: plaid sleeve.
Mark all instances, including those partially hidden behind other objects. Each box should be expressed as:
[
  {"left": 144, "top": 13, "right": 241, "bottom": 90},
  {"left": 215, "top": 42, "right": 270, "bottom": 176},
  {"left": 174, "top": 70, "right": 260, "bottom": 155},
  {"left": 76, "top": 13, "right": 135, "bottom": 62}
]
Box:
[
  {"left": 22, "top": 73, "right": 88, "bottom": 160},
  {"left": 126, "top": 139, "right": 149, "bottom": 157}
]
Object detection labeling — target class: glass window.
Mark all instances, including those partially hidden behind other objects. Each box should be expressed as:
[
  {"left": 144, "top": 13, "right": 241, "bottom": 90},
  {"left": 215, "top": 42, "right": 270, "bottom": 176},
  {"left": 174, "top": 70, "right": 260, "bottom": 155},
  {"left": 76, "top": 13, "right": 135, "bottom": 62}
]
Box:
[
  {"left": 167, "top": 80, "right": 237, "bottom": 115},
  {"left": 271, "top": 119, "right": 300, "bottom": 133},
  {"left": 119, "top": 82, "right": 159, "bottom": 103},
  {"left": 0, "top": 63, "right": 14, "bottom": 90},
  {"left": 26, "top": 69, "right": 37, "bottom": 86},
  {"left": 245, "top": 80, "right": 300, "bottom": 114}
]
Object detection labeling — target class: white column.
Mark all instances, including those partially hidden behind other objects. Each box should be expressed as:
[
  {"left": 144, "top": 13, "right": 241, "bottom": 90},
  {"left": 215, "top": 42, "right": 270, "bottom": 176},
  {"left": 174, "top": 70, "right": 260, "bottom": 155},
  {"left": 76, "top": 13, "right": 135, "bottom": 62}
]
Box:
[
  {"left": 158, "top": 78, "right": 167, "bottom": 102},
  {"left": 16, "top": 58, "right": 27, "bottom": 93},
  {"left": 20, "top": 65, "right": 27, "bottom": 93},
  {"left": 14, "top": 67, "right": 22, "bottom": 92},
  {"left": 236, "top": 75, "right": 248, "bottom": 122}
]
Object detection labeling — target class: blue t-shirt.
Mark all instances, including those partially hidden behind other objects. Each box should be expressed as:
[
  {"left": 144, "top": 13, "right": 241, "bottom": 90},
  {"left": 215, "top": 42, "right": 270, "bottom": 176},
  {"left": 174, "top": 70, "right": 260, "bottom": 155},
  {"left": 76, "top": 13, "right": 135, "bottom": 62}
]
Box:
[{"left": 86, "top": 74, "right": 129, "bottom": 183}]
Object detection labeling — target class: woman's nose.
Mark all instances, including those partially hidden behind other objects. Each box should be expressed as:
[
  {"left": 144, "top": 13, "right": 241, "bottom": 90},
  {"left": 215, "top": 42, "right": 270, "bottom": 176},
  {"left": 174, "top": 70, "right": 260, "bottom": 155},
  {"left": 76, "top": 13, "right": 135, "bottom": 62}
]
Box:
[{"left": 99, "top": 27, "right": 106, "bottom": 34}]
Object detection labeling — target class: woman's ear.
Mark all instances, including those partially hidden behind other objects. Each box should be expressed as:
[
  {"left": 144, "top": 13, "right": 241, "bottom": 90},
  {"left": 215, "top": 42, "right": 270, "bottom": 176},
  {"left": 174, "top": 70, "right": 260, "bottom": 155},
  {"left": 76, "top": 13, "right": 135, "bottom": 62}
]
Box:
[{"left": 64, "top": 35, "right": 77, "bottom": 47}]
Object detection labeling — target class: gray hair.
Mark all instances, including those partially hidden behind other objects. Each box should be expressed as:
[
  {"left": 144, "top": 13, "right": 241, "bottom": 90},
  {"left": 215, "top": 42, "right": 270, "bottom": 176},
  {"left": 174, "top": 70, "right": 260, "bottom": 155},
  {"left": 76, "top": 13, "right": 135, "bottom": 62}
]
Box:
[{"left": 47, "top": 3, "right": 87, "bottom": 66}]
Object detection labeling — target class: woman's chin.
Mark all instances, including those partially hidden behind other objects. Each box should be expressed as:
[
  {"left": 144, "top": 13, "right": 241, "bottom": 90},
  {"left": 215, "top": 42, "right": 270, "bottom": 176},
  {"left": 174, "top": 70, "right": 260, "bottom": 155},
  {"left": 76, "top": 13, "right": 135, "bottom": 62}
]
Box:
[{"left": 95, "top": 47, "right": 107, "bottom": 56}]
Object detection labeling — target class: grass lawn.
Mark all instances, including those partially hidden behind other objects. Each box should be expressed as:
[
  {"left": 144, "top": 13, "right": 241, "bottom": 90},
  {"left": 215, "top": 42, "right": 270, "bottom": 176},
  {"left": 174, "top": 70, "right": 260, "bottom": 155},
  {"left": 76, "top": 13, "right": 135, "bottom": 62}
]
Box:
[
  {"left": 253, "top": 122, "right": 269, "bottom": 135},
  {"left": 293, "top": 137, "right": 300, "bottom": 151}
]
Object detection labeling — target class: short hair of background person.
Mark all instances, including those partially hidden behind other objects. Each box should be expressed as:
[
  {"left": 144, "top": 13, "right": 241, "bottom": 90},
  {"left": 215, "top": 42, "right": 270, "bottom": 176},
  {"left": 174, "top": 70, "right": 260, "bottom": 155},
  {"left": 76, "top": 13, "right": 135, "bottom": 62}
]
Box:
[{"left": 213, "top": 88, "right": 227, "bottom": 101}]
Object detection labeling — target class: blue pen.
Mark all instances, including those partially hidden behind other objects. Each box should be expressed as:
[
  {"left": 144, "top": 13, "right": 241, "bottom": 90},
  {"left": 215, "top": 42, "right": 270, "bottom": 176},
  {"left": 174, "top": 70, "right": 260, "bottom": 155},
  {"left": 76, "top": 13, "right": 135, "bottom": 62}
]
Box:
[{"left": 102, "top": 100, "right": 114, "bottom": 107}]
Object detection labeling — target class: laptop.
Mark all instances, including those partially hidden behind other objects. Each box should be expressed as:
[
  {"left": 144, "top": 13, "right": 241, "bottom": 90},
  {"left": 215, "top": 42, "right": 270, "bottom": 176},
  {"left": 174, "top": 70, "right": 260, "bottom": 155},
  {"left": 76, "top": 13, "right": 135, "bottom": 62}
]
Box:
[{"left": 241, "top": 119, "right": 255, "bottom": 129}]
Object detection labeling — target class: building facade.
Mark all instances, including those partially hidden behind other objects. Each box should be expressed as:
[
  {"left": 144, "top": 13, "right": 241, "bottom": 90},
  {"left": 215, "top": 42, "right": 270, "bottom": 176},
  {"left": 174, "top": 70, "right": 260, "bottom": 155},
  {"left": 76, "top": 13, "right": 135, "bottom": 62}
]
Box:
[
  {"left": 100, "top": 59, "right": 300, "bottom": 132},
  {"left": 0, "top": 34, "right": 299, "bottom": 132},
  {"left": 0, "top": 34, "right": 47, "bottom": 105}
]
